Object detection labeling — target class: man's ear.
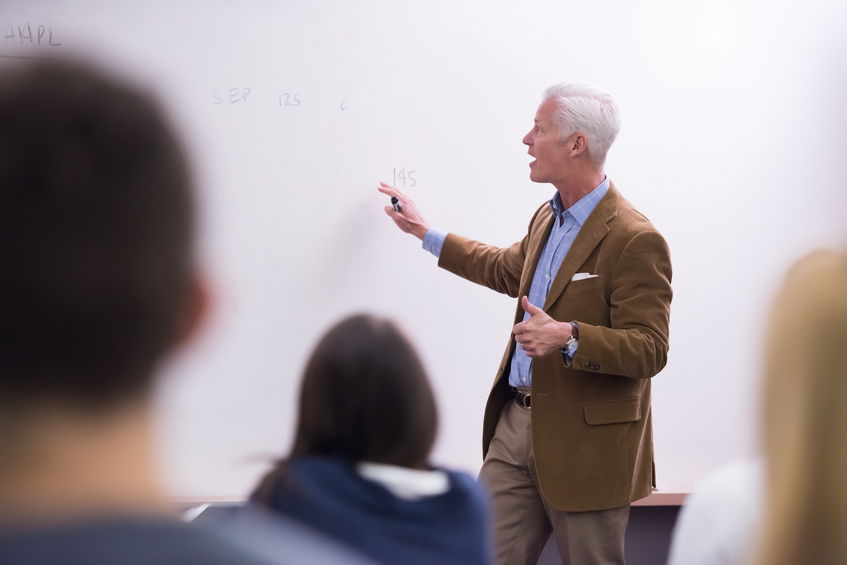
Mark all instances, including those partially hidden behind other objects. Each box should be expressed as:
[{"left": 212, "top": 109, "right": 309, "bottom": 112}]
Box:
[
  {"left": 171, "top": 272, "right": 212, "bottom": 352},
  {"left": 570, "top": 133, "right": 589, "bottom": 156}
]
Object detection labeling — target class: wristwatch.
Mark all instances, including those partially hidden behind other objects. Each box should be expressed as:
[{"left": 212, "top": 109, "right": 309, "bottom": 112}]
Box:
[{"left": 562, "top": 321, "right": 579, "bottom": 352}]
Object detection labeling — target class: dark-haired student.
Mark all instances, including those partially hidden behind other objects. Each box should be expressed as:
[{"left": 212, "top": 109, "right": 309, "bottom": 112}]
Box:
[
  {"left": 0, "top": 59, "right": 366, "bottom": 565},
  {"left": 251, "top": 314, "right": 492, "bottom": 565}
]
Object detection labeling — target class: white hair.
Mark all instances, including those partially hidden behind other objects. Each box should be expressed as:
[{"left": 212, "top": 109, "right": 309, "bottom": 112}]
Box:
[{"left": 543, "top": 83, "right": 621, "bottom": 165}]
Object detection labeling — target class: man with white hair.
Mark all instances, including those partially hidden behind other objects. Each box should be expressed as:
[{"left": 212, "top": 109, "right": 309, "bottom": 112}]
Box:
[{"left": 379, "top": 83, "right": 672, "bottom": 564}]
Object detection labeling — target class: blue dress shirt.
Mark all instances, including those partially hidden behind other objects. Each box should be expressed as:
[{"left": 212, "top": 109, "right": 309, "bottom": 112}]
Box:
[{"left": 423, "top": 178, "right": 609, "bottom": 387}]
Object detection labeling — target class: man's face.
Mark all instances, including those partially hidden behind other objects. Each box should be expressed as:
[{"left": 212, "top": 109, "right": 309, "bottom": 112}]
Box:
[{"left": 523, "top": 97, "right": 572, "bottom": 185}]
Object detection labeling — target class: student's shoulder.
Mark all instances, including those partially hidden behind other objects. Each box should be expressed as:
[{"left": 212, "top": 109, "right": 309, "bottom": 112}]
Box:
[
  {"left": 0, "top": 518, "right": 273, "bottom": 565},
  {"left": 440, "top": 468, "right": 488, "bottom": 507},
  {"left": 199, "top": 505, "right": 376, "bottom": 565},
  {"left": 149, "top": 522, "right": 276, "bottom": 564}
]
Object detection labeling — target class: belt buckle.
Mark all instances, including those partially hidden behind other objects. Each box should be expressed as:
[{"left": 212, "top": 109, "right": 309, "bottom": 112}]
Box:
[{"left": 515, "top": 390, "right": 531, "bottom": 408}]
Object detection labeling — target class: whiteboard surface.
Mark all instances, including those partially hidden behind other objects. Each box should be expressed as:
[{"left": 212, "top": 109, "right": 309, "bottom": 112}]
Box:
[{"left": 3, "top": 0, "right": 846, "bottom": 498}]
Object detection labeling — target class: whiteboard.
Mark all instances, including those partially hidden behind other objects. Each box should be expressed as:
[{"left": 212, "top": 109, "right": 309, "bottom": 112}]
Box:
[{"left": 3, "top": 0, "right": 846, "bottom": 498}]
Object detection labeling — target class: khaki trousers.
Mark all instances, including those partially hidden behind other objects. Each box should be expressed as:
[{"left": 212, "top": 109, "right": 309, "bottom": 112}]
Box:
[{"left": 479, "top": 399, "right": 630, "bottom": 565}]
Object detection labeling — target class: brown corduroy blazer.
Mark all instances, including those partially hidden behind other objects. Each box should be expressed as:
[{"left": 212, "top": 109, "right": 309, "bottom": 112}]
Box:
[{"left": 438, "top": 184, "right": 672, "bottom": 512}]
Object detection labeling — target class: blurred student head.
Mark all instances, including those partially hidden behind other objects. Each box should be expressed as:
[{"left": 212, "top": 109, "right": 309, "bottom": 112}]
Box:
[
  {"left": 0, "top": 59, "right": 207, "bottom": 512},
  {"left": 254, "top": 314, "right": 438, "bottom": 498},
  {"left": 754, "top": 250, "right": 847, "bottom": 565},
  {"left": 0, "top": 60, "right": 204, "bottom": 411}
]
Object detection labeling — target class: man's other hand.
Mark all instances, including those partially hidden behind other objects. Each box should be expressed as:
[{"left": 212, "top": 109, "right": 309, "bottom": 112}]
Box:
[{"left": 513, "top": 296, "right": 572, "bottom": 357}]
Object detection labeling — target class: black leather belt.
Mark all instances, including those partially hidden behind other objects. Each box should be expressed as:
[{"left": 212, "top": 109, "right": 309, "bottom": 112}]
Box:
[{"left": 514, "top": 388, "right": 531, "bottom": 408}]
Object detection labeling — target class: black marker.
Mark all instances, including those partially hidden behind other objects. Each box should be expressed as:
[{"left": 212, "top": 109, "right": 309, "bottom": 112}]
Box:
[{"left": 391, "top": 196, "right": 402, "bottom": 213}]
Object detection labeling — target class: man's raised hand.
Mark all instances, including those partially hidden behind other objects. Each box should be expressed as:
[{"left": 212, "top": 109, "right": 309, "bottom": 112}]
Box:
[{"left": 377, "top": 181, "right": 430, "bottom": 240}]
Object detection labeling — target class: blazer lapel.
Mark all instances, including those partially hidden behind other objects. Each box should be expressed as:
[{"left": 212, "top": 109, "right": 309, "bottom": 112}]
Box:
[
  {"left": 518, "top": 206, "right": 555, "bottom": 300},
  {"left": 542, "top": 185, "right": 620, "bottom": 311}
]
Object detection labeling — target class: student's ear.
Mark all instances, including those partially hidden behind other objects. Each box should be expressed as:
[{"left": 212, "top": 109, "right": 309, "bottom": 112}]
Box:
[{"left": 171, "top": 272, "right": 213, "bottom": 352}]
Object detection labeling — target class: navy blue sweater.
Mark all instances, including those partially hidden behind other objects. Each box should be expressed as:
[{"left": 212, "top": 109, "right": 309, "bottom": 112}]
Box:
[{"left": 254, "top": 456, "right": 491, "bottom": 565}]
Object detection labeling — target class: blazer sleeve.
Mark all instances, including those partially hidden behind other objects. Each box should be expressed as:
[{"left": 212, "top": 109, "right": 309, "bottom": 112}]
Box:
[
  {"left": 437, "top": 234, "right": 525, "bottom": 298},
  {"left": 435, "top": 204, "right": 548, "bottom": 298},
  {"left": 571, "top": 229, "right": 673, "bottom": 379}
]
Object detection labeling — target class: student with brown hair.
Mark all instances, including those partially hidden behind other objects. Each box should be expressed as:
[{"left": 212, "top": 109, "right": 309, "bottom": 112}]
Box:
[
  {"left": 251, "top": 314, "right": 491, "bottom": 565},
  {"left": 0, "top": 59, "right": 362, "bottom": 565}
]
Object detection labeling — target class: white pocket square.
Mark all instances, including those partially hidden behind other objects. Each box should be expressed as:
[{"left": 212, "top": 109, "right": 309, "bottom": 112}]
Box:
[{"left": 571, "top": 272, "right": 599, "bottom": 281}]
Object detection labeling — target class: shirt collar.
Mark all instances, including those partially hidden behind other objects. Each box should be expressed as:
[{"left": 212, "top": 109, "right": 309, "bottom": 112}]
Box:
[{"left": 550, "top": 177, "right": 610, "bottom": 226}]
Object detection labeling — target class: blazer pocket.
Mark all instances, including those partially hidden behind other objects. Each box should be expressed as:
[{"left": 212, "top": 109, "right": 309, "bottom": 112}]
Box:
[
  {"left": 583, "top": 398, "right": 642, "bottom": 426},
  {"left": 566, "top": 275, "right": 604, "bottom": 293}
]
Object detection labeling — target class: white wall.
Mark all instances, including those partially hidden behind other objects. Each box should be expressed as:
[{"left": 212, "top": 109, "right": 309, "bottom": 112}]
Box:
[{"left": 3, "top": 0, "right": 846, "bottom": 498}]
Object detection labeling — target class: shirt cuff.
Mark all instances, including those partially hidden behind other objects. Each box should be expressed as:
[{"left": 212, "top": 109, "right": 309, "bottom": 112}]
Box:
[
  {"left": 422, "top": 228, "right": 447, "bottom": 258},
  {"left": 562, "top": 340, "right": 578, "bottom": 367}
]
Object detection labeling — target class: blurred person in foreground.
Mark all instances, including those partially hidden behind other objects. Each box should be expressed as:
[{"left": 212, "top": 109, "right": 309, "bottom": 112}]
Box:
[
  {"left": 251, "top": 314, "right": 492, "bottom": 565},
  {"left": 0, "top": 60, "right": 365, "bottom": 565},
  {"left": 667, "top": 250, "right": 847, "bottom": 565}
]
